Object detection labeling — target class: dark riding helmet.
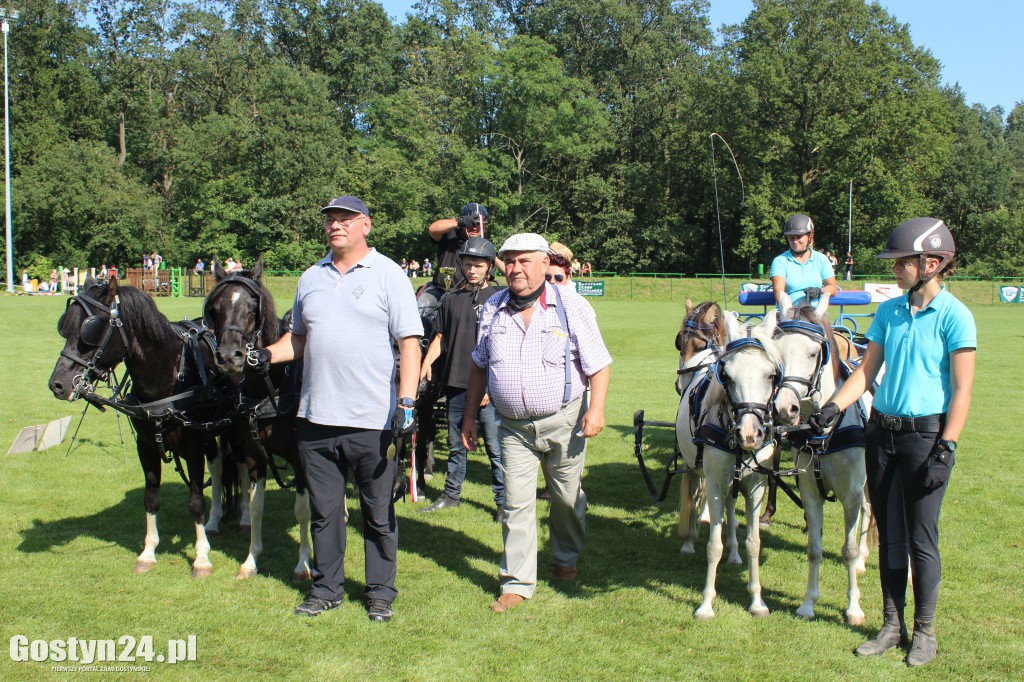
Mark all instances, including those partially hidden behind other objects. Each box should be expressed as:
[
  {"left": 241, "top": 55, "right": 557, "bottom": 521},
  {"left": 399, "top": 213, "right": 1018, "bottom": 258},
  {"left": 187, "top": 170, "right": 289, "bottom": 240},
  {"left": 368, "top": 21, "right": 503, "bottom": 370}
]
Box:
[
  {"left": 783, "top": 214, "right": 814, "bottom": 236},
  {"left": 458, "top": 237, "right": 496, "bottom": 263},
  {"left": 877, "top": 217, "right": 955, "bottom": 291},
  {"left": 461, "top": 203, "right": 488, "bottom": 219}
]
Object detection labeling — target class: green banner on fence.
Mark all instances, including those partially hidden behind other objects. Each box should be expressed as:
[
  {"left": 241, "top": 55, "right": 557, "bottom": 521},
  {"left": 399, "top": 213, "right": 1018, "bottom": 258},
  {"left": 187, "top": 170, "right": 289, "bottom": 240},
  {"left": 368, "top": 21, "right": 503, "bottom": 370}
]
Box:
[
  {"left": 576, "top": 280, "right": 605, "bottom": 297},
  {"left": 998, "top": 285, "right": 1024, "bottom": 303}
]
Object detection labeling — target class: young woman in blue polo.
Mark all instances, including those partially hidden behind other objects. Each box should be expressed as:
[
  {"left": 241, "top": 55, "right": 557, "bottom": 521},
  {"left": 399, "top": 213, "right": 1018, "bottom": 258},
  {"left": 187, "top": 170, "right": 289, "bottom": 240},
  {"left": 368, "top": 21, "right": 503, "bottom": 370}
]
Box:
[
  {"left": 770, "top": 214, "right": 838, "bottom": 307},
  {"left": 809, "top": 218, "right": 976, "bottom": 668}
]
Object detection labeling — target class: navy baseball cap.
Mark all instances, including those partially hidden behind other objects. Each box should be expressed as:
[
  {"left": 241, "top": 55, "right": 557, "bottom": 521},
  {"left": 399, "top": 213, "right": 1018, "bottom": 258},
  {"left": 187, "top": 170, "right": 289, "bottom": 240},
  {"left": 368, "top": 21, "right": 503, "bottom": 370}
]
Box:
[{"left": 320, "top": 196, "right": 369, "bottom": 216}]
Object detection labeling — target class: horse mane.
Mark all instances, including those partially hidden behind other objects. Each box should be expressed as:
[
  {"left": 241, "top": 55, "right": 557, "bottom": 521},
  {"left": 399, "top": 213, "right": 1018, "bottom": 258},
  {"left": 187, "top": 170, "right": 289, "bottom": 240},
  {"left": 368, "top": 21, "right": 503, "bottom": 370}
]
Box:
[
  {"left": 787, "top": 303, "right": 841, "bottom": 384},
  {"left": 68, "top": 281, "right": 178, "bottom": 359}
]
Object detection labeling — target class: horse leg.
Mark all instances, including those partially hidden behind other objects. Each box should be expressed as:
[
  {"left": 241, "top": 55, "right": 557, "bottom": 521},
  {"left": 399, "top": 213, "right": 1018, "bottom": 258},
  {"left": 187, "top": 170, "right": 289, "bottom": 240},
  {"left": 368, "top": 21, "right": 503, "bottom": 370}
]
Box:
[
  {"left": 186, "top": 443, "right": 213, "bottom": 578},
  {"left": 725, "top": 497, "right": 742, "bottom": 565},
  {"left": 856, "top": 486, "right": 874, "bottom": 575},
  {"left": 678, "top": 471, "right": 699, "bottom": 553},
  {"left": 745, "top": 476, "right": 770, "bottom": 617},
  {"left": 842, "top": 488, "right": 866, "bottom": 626},
  {"left": 238, "top": 460, "right": 252, "bottom": 532},
  {"left": 695, "top": 472, "right": 728, "bottom": 620},
  {"left": 292, "top": 489, "right": 313, "bottom": 582},
  {"left": 204, "top": 452, "right": 224, "bottom": 535},
  {"left": 796, "top": 477, "right": 824, "bottom": 621},
  {"left": 134, "top": 439, "right": 161, "bottom": 574},
  {"left": 236, "top": 477, "right": 266, "bottom": 579}
]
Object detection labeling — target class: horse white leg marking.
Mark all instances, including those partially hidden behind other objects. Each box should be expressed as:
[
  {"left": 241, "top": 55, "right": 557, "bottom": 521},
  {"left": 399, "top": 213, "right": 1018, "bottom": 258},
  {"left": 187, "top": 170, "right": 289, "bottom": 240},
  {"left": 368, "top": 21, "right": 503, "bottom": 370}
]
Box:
[
  {"left": 134, "top": 512, "right": 159, "bottom": 573},
  {"left": 678, "top": 472, "right": 700, "bottom": 554},
  {"left": 856, "top": 493, "right": 872, "bottom": 575},
  {"left": 843, "top": 488, "right": 866, "bottom": 626},
  {"left": 292, "top": 490, "right": 313, "bottom": 582},
  {"left": 204, "top": 454, "right": 224, "bottom": 535},
  {"left": 238, "top": 462, "right": 252, "bottom": 531},
  {"left": 237, "top": 478, "right": 265, "bottom": 579},
  {"left": 746, "top": 477, "right": 770, "bottom": 617},
  {"left": 192, "top": 522, "right": 213, "bottom": 578}
]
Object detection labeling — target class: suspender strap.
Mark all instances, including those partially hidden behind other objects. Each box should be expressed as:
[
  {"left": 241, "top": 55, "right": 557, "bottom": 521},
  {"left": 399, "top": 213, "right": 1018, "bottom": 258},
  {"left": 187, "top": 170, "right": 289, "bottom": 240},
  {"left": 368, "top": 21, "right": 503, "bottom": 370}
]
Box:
[{"left": 551, "top": 285, "right": 572, "bottom": 404}]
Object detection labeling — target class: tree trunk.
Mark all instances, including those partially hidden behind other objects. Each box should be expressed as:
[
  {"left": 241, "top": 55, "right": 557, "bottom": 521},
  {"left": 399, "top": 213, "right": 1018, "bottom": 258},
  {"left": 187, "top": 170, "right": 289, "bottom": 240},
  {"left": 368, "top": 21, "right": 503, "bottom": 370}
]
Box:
[{"left": 117, "top": 111, "right": 127, "bottom": 166}]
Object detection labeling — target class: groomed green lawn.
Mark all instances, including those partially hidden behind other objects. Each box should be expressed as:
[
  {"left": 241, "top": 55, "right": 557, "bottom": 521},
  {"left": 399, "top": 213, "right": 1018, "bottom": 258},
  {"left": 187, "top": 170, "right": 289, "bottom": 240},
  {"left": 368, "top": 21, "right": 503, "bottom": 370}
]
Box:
[{"left": 1, "top": 288, "right": 1021, "bottom": 680}]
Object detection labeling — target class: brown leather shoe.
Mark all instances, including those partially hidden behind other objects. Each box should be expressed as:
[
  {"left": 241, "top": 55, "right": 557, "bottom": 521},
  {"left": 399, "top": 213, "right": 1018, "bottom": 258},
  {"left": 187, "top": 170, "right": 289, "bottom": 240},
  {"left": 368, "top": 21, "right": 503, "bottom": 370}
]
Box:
[
  {"left": 553, "top": 564, "right": 578, "bottom": 581},
  {"left": 490, "top": 593, "right": 526, "bottom": 612}
]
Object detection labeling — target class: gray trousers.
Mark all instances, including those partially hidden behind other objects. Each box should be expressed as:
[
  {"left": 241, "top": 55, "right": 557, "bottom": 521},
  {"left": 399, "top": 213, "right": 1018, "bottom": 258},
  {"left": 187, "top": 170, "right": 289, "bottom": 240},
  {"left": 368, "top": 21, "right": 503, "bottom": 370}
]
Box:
[{"left": 498, "top": 396, "right": 587, "bottom": 598}]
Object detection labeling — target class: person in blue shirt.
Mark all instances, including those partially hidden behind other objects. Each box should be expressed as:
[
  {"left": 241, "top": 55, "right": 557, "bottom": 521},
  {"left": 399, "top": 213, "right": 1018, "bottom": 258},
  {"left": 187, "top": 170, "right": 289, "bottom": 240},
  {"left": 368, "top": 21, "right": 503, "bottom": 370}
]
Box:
[
  {"left": 809, "top": 218, "right": 976, "bottom": 668},
  {"left": 770, "top": 214, "right": 838, "bottom": 307}
]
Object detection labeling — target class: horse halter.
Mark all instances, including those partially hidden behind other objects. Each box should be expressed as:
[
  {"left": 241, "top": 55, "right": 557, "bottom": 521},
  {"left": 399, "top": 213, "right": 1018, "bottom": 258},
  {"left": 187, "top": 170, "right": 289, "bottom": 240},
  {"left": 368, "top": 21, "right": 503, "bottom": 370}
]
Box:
[
  {"left": 57, "top": 291, "right": 129, "bottom": 400},
  {"left": 714, "top": 335, "right": 783, "bottom": 447},
  {"left": 204, "top": 276, "right": 266, "bottom": 354},
  {"left": 774, "top": 319, "right": 831, "bottom": 403}
]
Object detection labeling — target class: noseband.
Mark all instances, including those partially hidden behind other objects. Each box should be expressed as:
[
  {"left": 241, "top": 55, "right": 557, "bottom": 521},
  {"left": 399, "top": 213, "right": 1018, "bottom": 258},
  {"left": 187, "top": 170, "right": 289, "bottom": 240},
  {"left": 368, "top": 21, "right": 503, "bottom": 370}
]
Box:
[
  {"left": 57, "top": 292, "right": 130, "bottom": 400},
  {"left": 774, "top": 319, "right": 831, "bottom": 403},
  {"left": 204, "top": 276, "right": 266, "bottom": 354}
]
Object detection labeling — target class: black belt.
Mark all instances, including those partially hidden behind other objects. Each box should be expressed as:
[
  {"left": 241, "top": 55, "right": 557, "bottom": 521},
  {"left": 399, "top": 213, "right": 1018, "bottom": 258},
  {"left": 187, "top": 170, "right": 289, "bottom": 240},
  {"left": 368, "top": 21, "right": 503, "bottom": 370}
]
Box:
[{"left": 869, "top": 410, "right": 944, "bottom": 433}]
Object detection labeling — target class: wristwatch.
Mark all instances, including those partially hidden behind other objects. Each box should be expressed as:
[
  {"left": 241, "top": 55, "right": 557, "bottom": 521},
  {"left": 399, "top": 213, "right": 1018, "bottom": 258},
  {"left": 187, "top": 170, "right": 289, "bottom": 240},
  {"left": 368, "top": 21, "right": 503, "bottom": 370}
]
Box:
[{"left": 397, "top": 397, "right": 415, "bottom": 408}]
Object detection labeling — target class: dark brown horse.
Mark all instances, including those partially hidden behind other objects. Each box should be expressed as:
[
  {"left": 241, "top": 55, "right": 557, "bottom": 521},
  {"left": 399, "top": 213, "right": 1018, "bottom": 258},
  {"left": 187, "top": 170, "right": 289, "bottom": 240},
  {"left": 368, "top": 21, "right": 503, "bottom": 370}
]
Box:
[
  {"left": 49, "top": 278, "right": 228, "bottom": 577},
  {"left": 203, "top": 257, "right": 312, "bottom": 581}
]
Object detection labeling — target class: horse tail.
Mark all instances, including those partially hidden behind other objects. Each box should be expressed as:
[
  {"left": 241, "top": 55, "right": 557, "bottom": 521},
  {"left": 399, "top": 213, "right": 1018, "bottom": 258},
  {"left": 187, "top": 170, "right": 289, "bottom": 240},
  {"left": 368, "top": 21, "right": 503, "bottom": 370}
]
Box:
[{"left": 677, "top": 471, "right": 696, "bottom": 539}]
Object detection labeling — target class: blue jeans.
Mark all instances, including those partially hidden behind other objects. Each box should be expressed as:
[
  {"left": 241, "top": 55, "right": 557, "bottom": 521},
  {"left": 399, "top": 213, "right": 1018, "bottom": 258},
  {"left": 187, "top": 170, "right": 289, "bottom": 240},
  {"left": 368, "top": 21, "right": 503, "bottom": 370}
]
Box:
[{"left": 444, "top": 388, "right": 505, "bottom": 505}]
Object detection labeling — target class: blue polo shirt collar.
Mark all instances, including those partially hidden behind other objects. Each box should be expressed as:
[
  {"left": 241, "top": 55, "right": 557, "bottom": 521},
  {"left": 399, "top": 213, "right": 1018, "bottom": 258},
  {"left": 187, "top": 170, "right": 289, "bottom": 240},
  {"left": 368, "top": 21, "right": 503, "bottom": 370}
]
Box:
[{"left": 315, "top": 248, "right": 381, "bottom": 274}]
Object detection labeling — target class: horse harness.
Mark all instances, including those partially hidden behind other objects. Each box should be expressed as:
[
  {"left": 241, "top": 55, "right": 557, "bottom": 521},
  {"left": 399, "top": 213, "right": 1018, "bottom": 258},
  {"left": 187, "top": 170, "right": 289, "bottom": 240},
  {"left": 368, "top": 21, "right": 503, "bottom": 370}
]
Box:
[{"left": 774, "top": 318, "right": 832, "bottom": 406}]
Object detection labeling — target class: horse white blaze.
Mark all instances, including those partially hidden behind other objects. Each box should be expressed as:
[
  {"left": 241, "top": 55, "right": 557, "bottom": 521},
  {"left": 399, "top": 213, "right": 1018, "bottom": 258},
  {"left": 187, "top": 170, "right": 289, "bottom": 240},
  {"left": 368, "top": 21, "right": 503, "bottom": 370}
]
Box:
[
  {"left": 230, "top": 291, "right": 242, "bottom": 306},
  {"left": 237, "top": 478, "right": 265, "bottom": 579},
  {"left": 293, "top": 491, "right": 313, "bottom": 582}
]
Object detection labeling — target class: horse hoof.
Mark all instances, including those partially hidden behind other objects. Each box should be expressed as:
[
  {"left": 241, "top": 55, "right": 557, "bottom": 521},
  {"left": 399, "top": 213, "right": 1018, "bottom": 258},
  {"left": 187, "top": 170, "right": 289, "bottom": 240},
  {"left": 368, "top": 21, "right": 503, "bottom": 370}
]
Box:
[
  {"left": 236, "top": 567, "right": 257, "bottom": 580},
  {"left": 694, "top": 609, "right": 715, "bottom": 621},
  {"left": 796, "top": 608, "right": 815, "bottom": 621},
  {"left": 726, "top": 555, "right": 743, "bottom": 566},
  {"left": 846, "top": 612, "right": 866, "bottom": 627},
  {"left": 750, "top": 606, "right": 770, "bottom": 618},
  {"left": 291, "top": 570, "right": 312, "bottom": 584},
  {"left": 679, "top": 544, "right": 695, "bottom": 555},
  {"left": 192, "top": 565, "right": 212, "bottom": 579},
  {"left": 133, "top": 559, "right": 156, "bottom": 574}
]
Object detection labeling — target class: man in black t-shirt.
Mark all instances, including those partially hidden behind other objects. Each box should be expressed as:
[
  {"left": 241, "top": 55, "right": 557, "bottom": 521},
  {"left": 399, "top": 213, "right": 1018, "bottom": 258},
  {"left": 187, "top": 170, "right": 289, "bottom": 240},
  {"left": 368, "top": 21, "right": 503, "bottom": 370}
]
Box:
[{"left": 419, "top": 238, "right": 505, "bottom": 519}]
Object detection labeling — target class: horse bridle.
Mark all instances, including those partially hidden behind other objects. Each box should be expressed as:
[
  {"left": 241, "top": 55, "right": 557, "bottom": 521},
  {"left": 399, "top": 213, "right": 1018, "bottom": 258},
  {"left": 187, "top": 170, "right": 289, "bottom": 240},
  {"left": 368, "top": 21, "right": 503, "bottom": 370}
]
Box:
[
  {"left": 774, "top": 319, "right": 831, "bottom": 404},
  {"left": 714, "top": 335, "right": 783, "bottom": 447},
  {"left": 57, "top": 291, "right": 130, "bottom": 400},
  {"left": 203, "top": 276, "right": 266, "bottom": 358}
]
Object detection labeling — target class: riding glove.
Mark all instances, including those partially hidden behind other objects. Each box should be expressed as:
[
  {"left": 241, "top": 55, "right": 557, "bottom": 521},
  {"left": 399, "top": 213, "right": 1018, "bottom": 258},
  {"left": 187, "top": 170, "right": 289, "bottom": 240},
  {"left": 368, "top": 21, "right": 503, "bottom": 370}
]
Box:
[
  {"left": 392, "top": 405, "right": 418, "bottom": 437},
  {"left": 921, "top": 441, "right": 955, "bottom": 491},
  {"left": 803, "top": 286, "right": 823, "bottom": 301},
  {"left": 248, "top": 348, "right": 272, "bottom": 374},
  {"left": 807, "top": 402, "right": 841, "bottom": 435}
]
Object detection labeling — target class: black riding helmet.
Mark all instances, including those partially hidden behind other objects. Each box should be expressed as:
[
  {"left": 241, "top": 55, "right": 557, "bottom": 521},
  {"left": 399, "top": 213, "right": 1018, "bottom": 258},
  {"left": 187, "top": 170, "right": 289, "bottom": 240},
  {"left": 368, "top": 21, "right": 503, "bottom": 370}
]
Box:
[
  {"left": 458, "top": 237, "right": 496, "bottom": 263},
  {"left": 877, "top": 217, "right": 956, "bottom": 294},
  {"left": 461, "top": 203, "right": 488, "bottom": 219},
  {"left": 783, "top": 214, "right": 814, "bottom": 236}
]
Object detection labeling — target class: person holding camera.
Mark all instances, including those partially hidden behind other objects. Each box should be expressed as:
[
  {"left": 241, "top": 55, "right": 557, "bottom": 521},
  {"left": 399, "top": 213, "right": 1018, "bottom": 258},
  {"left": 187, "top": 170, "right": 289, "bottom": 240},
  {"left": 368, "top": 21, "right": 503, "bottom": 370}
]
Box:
[
  {"left": 253, "top": 195, "right": 422, "bottom": 623},
  {"left": 770, "top": 213, "right": 838, "bottom": 307},
  {"left": 808, "top": 218, "right": 975, "bottom": 667},
  {"left": 428, "top": 203, "right": 505, "bottom": 290}
]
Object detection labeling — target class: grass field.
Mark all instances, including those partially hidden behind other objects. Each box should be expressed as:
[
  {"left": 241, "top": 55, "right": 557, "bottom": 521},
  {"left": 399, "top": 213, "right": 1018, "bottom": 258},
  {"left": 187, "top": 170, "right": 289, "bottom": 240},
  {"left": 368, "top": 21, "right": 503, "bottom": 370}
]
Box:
[{"left": 1, "top": 284, "right": 1022, "bottom": 680}]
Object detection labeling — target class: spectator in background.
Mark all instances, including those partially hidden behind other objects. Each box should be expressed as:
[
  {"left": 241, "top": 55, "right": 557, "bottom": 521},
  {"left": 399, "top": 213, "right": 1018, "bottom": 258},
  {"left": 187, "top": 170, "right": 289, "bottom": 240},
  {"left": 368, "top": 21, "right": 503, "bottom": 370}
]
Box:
[
  {"left": 21, "top": 270, "right": 30, "bottom": 292},
  {"left": 580, "top": 261, "right": 593, "bottom": 277},
  {"left": 100, "top": 263, "right": 107, "bottom": 282},
  {"left": 422, "top": 257, "right": 432, "bottom": 278},
  {"left": 400, "top": 257, "right": 408, "bottom": 275},
  {"left": 571, "top": 258, "right": 581, "bottom": 277},
  {"left": 845, "top": 252, "right": 855, "bottom": 281},
  {"left": 195, "top": 258, "right": 205, "bottom": 274},
  {"left": 826, "top": 250, "right": 838, "bottom": 270},
  {"left": 50, "top": 269, "right": 58, "bottom": 292},
  {"left": 143, "top": 253, "right": 153, "bottom": 271},
  {"left": 409, "top": 259, "right": 420, "bottom": 279}
]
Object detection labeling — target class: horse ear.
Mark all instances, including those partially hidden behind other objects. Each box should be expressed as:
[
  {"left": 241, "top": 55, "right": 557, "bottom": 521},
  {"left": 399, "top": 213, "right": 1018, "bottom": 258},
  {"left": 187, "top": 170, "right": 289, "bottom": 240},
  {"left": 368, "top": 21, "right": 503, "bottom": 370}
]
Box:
[
  {"left": 814, "top": 292, "right": 830, "bottom": 319},
  {"left": 724, "top": 310, "right": 741, "bottom": 341},
  {"left": 778, "top": 291, "right": 793, "bottom": 318},
  {"left": 213, "top": 258, "right": 228, "bottom": 281},
  {"left": 685, "top": 298, "right": 694, "bottom": 315},
  {"left": 108, "top": 275, "right": 119, "bottom": 296},
  {"left": 252, "top": 255, "right": 264, "bottom": 282},
  {"left": 83, "top": 274, "right": 97, "bottom": 288},
  {"left": 761, "top": 309, "right": 778, "bottom": 337}
]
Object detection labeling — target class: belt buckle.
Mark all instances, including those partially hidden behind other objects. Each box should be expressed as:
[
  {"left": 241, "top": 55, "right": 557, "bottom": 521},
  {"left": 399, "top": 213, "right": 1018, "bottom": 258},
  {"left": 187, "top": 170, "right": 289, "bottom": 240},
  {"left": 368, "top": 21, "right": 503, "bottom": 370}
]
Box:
[{"left": 882, "top": 415, "right": 902, "bottom": 430}]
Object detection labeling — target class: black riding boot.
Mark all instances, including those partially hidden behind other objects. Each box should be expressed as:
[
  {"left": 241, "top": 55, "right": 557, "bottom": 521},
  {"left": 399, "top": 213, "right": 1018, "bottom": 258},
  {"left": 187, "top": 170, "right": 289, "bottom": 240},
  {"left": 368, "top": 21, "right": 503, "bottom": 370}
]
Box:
[
  {"left": 855, "top": 613, "right": 908, "bottom": 657},
  {"left": 906, "top": 620, "right": 937, "bottom": 667}
]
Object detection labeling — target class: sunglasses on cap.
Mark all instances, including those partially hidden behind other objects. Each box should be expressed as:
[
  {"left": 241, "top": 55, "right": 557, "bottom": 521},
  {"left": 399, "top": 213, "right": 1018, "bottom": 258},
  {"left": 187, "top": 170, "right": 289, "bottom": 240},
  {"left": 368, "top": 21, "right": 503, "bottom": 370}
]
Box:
[{"left": 545, "top": 273, "right": 565, "bottom": 283}]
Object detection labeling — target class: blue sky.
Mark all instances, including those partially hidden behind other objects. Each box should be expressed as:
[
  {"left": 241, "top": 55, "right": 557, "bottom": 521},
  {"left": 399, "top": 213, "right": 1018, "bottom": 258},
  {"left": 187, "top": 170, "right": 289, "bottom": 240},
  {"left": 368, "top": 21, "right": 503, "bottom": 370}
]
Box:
[{"left": 378, "top": 0, "right": 1022, "bottom": 114}]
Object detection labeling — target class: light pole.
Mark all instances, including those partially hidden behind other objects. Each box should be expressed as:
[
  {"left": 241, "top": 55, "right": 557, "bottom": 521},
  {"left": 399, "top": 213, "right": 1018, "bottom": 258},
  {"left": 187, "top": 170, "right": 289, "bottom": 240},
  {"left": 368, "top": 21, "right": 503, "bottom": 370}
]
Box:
[{"left": 1, "top": 8, "right": 15, "bottom": 293}]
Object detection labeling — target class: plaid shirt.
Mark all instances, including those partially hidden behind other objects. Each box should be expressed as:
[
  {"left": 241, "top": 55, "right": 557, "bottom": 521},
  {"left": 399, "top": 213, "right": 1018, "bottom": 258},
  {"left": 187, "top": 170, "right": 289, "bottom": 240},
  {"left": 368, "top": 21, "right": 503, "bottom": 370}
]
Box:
[{"left": 472, "top": 283, "right": 612, "bottom": 419}]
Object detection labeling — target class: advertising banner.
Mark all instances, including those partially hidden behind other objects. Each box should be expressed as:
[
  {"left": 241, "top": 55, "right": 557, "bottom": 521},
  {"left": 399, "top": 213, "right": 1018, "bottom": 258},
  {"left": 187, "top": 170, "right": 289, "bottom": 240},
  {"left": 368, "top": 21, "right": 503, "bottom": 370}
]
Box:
[
  {"left": 998, "top": 285, "right": 1024, "bottom": 303},
  {"left": 576, "top": 280, "right": 605, "bottom": 297},
  {"left": 864, "top": 283, "right": 903, "bottom": 302}
]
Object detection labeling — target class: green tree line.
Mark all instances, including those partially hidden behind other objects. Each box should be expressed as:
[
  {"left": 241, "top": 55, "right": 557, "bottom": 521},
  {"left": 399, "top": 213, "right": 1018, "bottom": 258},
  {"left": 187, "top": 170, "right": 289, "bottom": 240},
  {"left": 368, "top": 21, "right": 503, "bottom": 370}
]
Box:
[{"left": 6, "top": 0, "right": 1024, "bottom": 280}]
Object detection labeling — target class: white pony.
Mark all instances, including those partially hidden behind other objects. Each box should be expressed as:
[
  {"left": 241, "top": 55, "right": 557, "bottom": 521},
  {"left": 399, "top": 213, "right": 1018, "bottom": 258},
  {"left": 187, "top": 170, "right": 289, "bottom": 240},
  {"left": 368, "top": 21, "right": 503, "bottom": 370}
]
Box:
[
  {"left": 772, "top": 292, "right": 871, "bottom": 626},
  {"left": 676, "top": 311, "right": 781, "bottom": 620}
]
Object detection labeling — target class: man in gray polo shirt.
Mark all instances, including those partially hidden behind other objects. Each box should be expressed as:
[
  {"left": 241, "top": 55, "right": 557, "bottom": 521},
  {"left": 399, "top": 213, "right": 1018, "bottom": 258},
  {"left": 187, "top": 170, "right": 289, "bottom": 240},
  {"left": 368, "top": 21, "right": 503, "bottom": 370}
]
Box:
[{"left": 255, "top": 195, "right": 422, "bottom": 622}]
